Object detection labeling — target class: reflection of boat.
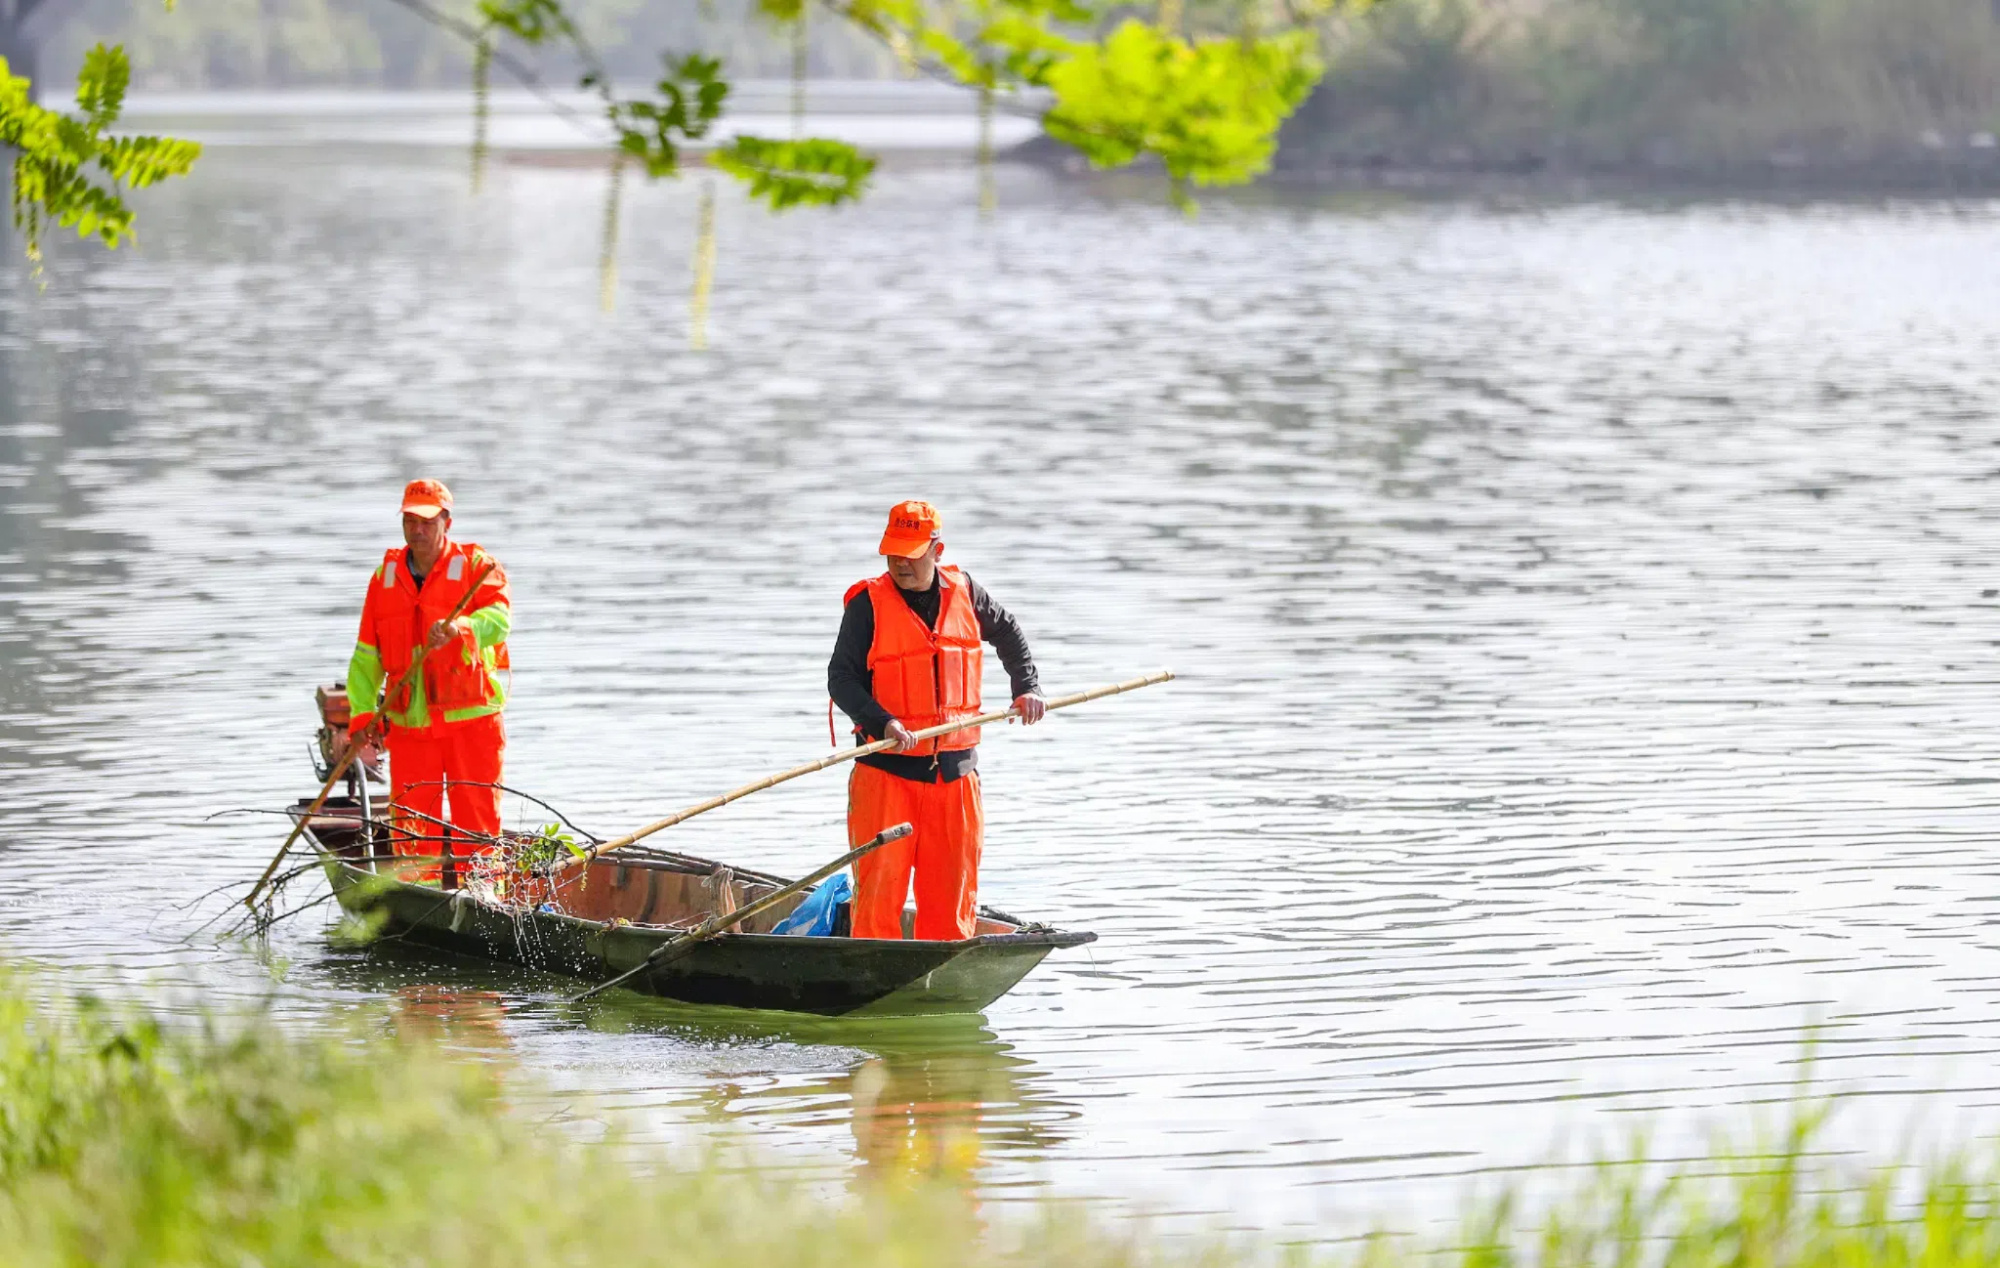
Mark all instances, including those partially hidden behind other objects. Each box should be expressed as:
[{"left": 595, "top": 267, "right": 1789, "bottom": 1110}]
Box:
[
  {"left": 292, "top": 793, "right": 1094, "bottom": 1016},
  {"left": 847, "top": 1044, "right": 1018, "bottom": 1188},
  {"left": 387, "top": 984, "right": 513, "bottom": 1053},
  {"left": 306, "top": 952, "right": 1085, "bottom": 1196},
  {"left": 573, "top": 996, "right": 1081, "bottom": 1191}
]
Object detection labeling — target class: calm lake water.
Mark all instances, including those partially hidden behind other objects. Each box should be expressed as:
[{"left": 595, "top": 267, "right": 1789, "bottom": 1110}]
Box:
[{"left": 4, "top": 108, "right": 2000, "bottom": 1240}]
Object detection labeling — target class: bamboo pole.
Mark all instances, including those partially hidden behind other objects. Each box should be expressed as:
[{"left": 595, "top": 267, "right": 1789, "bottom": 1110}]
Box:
[
  {"left": 545, "top": 669, "right": 1174, "bottom": 880},
  {"left": 244, "top": 562, "right": 499, "bottom": 909},
  {"left": 568, "top": 821, "right": 912, "bottom": 1003}
]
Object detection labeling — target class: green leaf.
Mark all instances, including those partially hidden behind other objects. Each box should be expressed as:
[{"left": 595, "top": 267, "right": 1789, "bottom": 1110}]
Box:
[
  {"left": 916, "top": 29, "right": 985, "bottom": 83},
  {"left": 0, "top": 45, "right": 201, "bottom": 264},
  {"left": 476, "top": 0, "right": 572, "bottom": 44},
  {"left": 329, "top": 907, "right": 390, "bottom": 948},
  {"left": 710, "top": 135, "right": 876, "bottom": 211},
  {"left": 822, "top": 0, "right": 1325, "bottom": 203},
  {"left": 608, "top": 53, "right": 733, "bottom": 182},
  {"left": 73, "top": 44, "right": 129, "bottom": 131},
  {"left": 1041, "top": 21, "right": 1321, "bottom": 190}
]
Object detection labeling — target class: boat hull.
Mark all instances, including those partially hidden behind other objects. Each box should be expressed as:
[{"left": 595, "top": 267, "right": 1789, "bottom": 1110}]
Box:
[{"left": 317, "top": 841, "right": 1088, "bottom": 1017}]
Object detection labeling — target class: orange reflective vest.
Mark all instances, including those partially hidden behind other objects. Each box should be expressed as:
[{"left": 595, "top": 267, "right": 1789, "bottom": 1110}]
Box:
[
  {"left": 846, "top": 567, "right": 983, "bottom": 756},
  {"left": 363, "top": 541, "right": 510, "bottom": 722}
]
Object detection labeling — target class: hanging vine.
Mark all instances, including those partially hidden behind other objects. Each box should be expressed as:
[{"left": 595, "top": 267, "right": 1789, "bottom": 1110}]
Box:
[
  {"left": 470, "top": 35, "right": 494, "bottom": 193},
  {"left": 791, "top": 6, "right": 809, "bottom": 138},
  {"left": 689, "top": 180, "right": 718, "bottom": 350},
  {"left": 598, "top": 151, "right": 627, "bottom": 311},
  {"left": 977, "top": 78, "right": 995, "bottom": 218}
]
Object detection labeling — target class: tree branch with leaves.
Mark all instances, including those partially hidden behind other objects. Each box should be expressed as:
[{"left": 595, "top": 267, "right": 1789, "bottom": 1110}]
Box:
[
  {"left": 3, "top": 42, "right": 199, "bottom": 265},
  {"left": 0, "top": 0, "right": 1368, "bottom": 275}
]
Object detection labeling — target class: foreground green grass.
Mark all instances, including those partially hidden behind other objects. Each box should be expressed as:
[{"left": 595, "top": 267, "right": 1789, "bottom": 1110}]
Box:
[
  {"left": 0, "top": 971, "right": 1161, "bottom": 1268},
  {"left": 5, "top": 968, "right": 2000, "bottom": 1267}
]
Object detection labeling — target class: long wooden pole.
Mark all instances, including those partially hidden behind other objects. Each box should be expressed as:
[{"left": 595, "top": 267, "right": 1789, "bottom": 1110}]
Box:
[
  {"left": 569, "top": 822, "right": 913, "bottom": 1003},
  {"left": 546, "top": 669, "right": 1174, "bottom": 879},
  {"left": 245, "top": 561, "right": 498, "bottom": 909}
]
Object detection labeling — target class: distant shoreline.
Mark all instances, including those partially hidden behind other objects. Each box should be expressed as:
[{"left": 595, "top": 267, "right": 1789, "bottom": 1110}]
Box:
[
  {"left": 1011, "top": 131, "right": 2000, "bottom": 199},
  {"left": 1269, "top": 148, "right": 2000, "bottom": 198}
]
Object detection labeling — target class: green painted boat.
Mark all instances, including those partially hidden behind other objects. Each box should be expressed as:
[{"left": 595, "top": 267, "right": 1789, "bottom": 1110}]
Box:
[{"left": 291, "top": 796, "right": 1095, "bottom": 1016}]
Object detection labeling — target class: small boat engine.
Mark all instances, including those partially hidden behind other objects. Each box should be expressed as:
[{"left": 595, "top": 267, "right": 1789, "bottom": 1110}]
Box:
[{"left": 314, "top": 682, "right": 386, "bottom": 786}]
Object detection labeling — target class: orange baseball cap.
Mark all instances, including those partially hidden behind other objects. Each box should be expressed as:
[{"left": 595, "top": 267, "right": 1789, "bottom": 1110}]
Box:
[
  {"left": 400, "top": 478, "right": 453, "bottom": 519},
  {"left": 877, "top": 500, "right": 942, "bottom": 558}
]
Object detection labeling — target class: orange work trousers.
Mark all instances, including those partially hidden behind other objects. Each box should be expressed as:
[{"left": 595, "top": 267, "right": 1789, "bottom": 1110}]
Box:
[
  {"left": 388, "top": 711, "right": 505, "bottom": 879},
  {"left": 847, "top": 763, "right": 984, "bottom": 941}
]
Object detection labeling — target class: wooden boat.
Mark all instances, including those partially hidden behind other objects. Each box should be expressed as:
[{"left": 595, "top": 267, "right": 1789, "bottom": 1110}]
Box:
[{"left": 290, "top": 794, "right": 1096, "bottom": 1017}]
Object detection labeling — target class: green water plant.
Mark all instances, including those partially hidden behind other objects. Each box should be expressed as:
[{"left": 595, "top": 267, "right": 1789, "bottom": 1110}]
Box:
[{"left": 511, "top": 820, "right": 586, "bottom": 873}]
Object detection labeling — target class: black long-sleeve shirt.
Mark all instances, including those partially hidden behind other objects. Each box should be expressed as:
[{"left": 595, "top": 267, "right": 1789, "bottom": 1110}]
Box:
[{"left": 828, "top": 572, "right": 1039, "bottom": 783}]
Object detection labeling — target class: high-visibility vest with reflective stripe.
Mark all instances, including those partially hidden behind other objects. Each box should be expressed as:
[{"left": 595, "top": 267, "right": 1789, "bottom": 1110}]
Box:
[
  {"left": 845, "top": 566, "right": 983, "bottom": 755},
  {"left": 365, "top": 541, "right": 510, "bottom": 722}
]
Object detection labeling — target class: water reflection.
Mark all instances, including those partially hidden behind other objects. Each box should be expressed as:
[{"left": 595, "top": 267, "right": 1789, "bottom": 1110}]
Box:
[
  {"left": 841, "top": 1042, "right": 1040, "bottom": 1191},
  {"left": 571, "top": 994, "right": 1078, "bottom": 1194},
  {"left": 388, "top": 984, "right": 514, "bottom": 1054},
  {"left": 314, "top": 938, "right": 1076, "bottom": 1196},
  {"left": 0, "top": 356, "right": 142, "bottom": 733}
]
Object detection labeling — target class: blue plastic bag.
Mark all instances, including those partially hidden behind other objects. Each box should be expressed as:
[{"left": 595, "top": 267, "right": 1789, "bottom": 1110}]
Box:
[{"left": 771, "top": 872, "right": 851, "bottom": 937}]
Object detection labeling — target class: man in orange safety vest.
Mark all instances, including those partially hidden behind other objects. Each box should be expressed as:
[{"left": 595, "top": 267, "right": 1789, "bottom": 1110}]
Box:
[
  {"left": 828, "top": 501, "right": 1046, "bottom": 940},
  {"left": 346, "top": 479, "right": 512, "bottom": 879}
]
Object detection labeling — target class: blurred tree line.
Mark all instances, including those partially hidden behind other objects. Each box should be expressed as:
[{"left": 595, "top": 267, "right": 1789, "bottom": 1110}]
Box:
[
  {"left": 38, "top": 0, "right": 898, "bottom": 89},
  {"left": 1284, "top": 0, "right": 2000, "bottom": 169}
]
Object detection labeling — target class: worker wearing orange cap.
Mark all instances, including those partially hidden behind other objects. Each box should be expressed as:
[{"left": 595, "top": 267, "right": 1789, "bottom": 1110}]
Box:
[
  {"left": 345, "top": 479, "right": 512, "bottom": 881},
  {"left": 829, "top": 501, "right": 1046, "bottom": 940}
]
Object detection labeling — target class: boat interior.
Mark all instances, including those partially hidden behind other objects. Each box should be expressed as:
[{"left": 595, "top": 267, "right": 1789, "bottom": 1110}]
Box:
[{"left": 301, "top": 797, "right": 1020, "bottom": 939}]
